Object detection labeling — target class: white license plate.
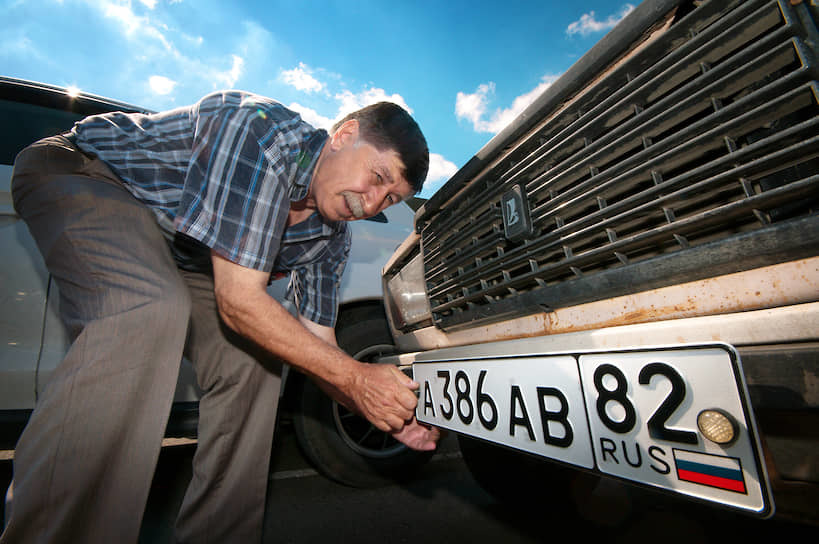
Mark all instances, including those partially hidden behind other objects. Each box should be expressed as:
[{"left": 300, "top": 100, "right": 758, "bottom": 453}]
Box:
[{"left": 413, "top": 344, "right": 772, "bottom": 516}]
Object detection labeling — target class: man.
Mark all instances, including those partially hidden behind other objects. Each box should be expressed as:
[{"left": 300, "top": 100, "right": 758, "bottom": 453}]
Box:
[{"left": 2, "top": 90, "right": 440, "bottom": 543}]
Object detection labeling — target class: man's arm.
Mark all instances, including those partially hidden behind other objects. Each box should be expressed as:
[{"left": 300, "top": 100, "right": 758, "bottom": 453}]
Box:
[
  {"left": 295, "top": 315, "right": 366, "bottom": 415},
  {"left": 210, "top": 251, "right": 430, "bottom": 441}
]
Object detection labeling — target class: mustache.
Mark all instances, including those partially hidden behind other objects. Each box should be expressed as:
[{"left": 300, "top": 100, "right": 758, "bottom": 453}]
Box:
[{"left": 342, "top": 191, "right": 365, "bottom": 218}]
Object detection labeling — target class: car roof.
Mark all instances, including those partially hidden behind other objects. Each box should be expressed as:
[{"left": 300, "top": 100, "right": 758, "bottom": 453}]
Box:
[{"left": 0, "top": 76, "right": 153, "bottom": 116}]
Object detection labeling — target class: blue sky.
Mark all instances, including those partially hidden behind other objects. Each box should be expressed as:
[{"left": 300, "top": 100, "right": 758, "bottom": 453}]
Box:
[{"left": 1, "top": 0, "right": 635, "bottom": 198}]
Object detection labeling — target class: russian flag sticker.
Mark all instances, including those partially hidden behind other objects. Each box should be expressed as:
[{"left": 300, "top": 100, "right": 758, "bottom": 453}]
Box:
[{"left": 673, "top": 449, "right": 747, "bottom": 494}]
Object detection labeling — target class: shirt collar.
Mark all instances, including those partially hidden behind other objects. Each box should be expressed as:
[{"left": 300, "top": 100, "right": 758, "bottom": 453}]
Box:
[
  {"left": 289, "top": 129, "right": 329, "bottom": 202},
  {"left": 285, "top": 128, "right": 346, "bottom": 238}
]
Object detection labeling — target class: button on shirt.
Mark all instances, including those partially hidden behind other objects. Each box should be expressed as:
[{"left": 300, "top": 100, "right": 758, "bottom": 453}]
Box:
[{"left": 71, "top": 90, "right": 351, "bottom": 327}]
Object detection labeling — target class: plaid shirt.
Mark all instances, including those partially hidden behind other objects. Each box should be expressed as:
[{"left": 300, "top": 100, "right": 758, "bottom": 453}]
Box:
[{"left": 71, "top": 91, "right": 350, "bottom": 326}]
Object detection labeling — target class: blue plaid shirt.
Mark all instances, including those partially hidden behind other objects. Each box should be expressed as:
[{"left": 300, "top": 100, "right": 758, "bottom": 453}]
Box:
[{"left": 71, "top": 91, "right": 350, "bottom": 326}]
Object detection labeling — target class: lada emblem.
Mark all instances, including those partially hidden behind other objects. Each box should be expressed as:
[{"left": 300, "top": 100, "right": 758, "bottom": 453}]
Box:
[{"left": 501, "top": 185, "right": 533, "bottom": 242}]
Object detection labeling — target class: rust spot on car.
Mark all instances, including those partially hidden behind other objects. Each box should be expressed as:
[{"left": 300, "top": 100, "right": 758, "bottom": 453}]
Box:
[{"left": 433, "top": 259, "right": 819, "bottom": 348}]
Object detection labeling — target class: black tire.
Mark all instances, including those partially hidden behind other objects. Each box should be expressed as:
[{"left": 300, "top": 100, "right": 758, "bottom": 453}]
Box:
[
  {"left": 292, "top": 305, "right": 433, "bottom": 488},
  {"left": 458, "top": 435, "right": 602, "bottom": 514}
]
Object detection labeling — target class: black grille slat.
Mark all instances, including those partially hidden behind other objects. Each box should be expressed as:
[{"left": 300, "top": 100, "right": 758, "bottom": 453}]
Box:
[
  {"left": 427, "top": 131, "right": 819, "bottom": 307},
  {"left": 418, "top": 0, "right": 819, "bottom": 330},
  {"left": 427, "top": 85, "right": 819, "bottom": 305},
  {"left": 430, "top": 173, "right": 819, "bottom": 314},
  {"left": 525, "top": 37, "right": 804, "bottom": 214},
  {"left": 469, "top": 0, "right": 784, "bottom": 212},
  {"left": 529, "top": 81, "right": 817, "bottom": 227}
]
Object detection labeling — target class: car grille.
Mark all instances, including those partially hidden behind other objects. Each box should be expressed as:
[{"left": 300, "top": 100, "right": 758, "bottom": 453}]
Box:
[{"left": 420, "top": 0, "right": 819, "bottom": 330}]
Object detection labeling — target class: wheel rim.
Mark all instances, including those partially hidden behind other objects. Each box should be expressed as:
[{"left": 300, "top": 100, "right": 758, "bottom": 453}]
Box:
[{"left": 332, "top": 343, "right": 408, "bottom": 459}]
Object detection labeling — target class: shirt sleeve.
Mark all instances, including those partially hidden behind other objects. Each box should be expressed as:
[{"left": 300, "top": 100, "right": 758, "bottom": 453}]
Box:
[
  {"left": 174, "top": 99, "right": 307, "bottom": 272},
  {"left": 287, "top": 227, "right": 351, "bottom": 327}
]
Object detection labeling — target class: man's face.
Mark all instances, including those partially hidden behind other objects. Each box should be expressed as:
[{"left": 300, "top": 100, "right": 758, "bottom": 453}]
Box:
[{"left": 309, "top": 120, "right": 415, "bottom": 222}]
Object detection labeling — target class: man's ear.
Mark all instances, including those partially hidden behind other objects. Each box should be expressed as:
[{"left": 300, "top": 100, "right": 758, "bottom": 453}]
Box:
[{"left": 330, "top": 119, "right": 359, "bottom": 150}]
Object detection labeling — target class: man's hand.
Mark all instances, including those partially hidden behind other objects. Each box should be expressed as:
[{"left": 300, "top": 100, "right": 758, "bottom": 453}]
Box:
[
  {"left": 391, "top": 418, "right": 441, "bottom": 451},
  {"left": 346, "top": 363, "right": 420, "bottom": 433},
  {"left": 342, "top": 362, "right": 441, "bottom": 451},
  {"left": 296, "top": 317, "right": 423, "bottom": 435}
]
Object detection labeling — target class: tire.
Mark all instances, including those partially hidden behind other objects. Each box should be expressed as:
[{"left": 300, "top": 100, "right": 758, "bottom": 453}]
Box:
[
  {"left": 292, "top": 305, "right": 433, "bottom": 488},
  {"left": 458, "top": 435, "right": 602, "bottom": 515}
]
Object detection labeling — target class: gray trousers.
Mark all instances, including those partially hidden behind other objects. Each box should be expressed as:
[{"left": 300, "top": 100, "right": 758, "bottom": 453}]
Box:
[{"left": 1, "top": 136, "right": 282, "bottom": 543}]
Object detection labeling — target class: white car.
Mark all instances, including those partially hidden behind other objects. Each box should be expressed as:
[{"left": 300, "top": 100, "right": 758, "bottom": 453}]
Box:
[{"left": 0, "top": 76, "right": 430, "bottom": 488}]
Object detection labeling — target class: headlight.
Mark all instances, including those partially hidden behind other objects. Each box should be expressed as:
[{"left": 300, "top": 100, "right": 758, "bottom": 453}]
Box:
[{"left": 385, "top": 252, "right": 431, "bottom": 330}]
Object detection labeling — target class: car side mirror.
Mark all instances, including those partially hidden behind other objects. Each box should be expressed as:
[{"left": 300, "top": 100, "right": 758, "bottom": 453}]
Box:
[{"left": 365, "top": 212, "right": 388, "bottom": 223}]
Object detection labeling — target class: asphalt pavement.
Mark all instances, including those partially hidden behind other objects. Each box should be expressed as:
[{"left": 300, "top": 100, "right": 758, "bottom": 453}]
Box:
[
  {"left": 2, "top": 423, "right": 815, "bottom": 543},
  {"left": 136, "top": 421, "right": 815, "bottom": 544}
]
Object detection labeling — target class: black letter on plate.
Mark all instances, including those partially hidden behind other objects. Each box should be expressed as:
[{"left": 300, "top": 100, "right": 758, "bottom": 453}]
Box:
[
  {"left": 537, "top": 387, "right": 573, "bottom": 448},
  {"left": 648, "top": 446, "right": 670, "bottom": 475},
  {"left": 600, "top": 438, "right": 618, "bottom": 464},
  {"left": 509, "top": 386, "right": 535, "bottom": 441},
  {"left": 423, "top": 380, "right": 436, "bottom": 417},
  {"left": 622, "top": 441, "right": 642, "bottom": 468}
]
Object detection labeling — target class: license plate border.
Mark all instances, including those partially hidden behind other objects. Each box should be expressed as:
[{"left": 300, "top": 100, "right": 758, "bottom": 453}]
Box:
[{"left": 412, "top": 342, "right": 773, "bottom": 518}]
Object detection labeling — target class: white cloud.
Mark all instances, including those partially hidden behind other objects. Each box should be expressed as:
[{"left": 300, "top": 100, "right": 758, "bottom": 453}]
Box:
[
  {"left": 335, "top": 88, "right": 413, "bottom": 116},
  {"left": 181, "top": 33, "right": 203, "bottom": 47},
  {"left": 566, "top": 4, "right": 635, "bottom": 36},
  {"left": 98, "top": 0, "right": 175, "bottom": 52},
  {"left": 456, "top": 74, "right": 559, "bottom": 134},
  {"left": 427, "top": 152, "right": 457, "bottom": 184},
  {"left": 287, "top": 102, "right": 335, "bottom": 130},
  {"left": 0, "top": 30, "right": 46, "bottom": 62},
  {"left": 83, "top": 0, "right": 245, "bottom": 93},
  {"left": 289, "top": 87, "right": 416, "bottom": 133},
  {"left": 212, "top": 54, "right": 244, "bottom": 88},
  {"left": 455, "top": 82, "right": 494, "bottom": 129},
  {"left": 281, "top": 63, "right": 325, "bottom": 93},
  {"left": 149, "top": 75, "right": 176, "bottom": 95},
  {"left": 417, "top": 153, "right": 458, "bottom": 198},
  {"left": 102, "top": 2, "right": 143, "bottom": 35}
]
